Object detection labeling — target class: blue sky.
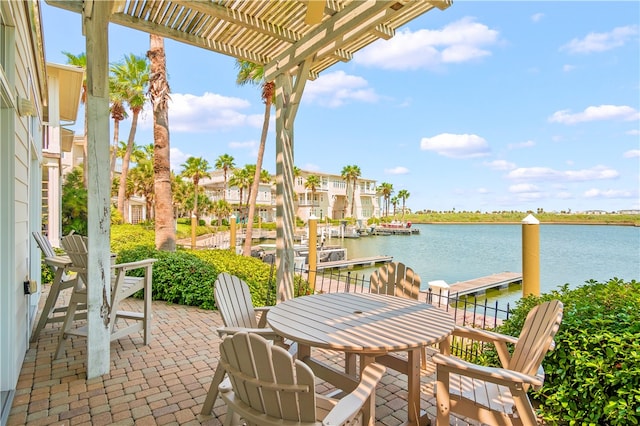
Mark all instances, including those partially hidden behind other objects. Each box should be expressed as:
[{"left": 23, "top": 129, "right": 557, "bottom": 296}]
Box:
[{"left": 41, "top": 1, "right": 639, "bottom": 213}]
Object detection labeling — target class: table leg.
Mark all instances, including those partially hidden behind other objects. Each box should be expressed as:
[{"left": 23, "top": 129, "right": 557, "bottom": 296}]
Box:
[
  {"left": 407, "top": 348, "right": 421, "bottom": 425},
  {"left": 359, "top": 354, "right": 377, "bottom": 426}
]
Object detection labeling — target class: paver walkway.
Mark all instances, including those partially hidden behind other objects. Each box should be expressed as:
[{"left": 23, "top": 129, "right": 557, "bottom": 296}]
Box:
[{"left": 9, "top": 286, "right": 477, "bottom": 425}]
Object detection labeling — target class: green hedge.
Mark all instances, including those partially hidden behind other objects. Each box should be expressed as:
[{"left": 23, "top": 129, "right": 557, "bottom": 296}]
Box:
[
  {"left": 494, "top": 278, "right": 640, "bottom": 425},
  {"left": 116, "top": 246, "right": 276, "bottom": 310}
]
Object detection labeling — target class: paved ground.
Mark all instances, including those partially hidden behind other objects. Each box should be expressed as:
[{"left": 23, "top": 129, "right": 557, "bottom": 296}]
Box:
[{"left": 9, "top": 286, "right": 477, "bottom": 426}]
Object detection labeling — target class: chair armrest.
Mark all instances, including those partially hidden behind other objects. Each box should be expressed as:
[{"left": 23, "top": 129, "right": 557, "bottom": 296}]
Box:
[
  {"left": 44, "top": 256, "right": 72, "bottom": 269},
  {"left": 216, "top": 326, "right": 282, "bottom": 341},
  {"left": 322, "top": 363, "right": 386, "bottom": 426},
  {"left": 432, "top": 353, "right": 543, "bottom": 389},
  {"left": 451, "top": 325, "right": 519, "bottom": 345},
  {"left": 450, "top": 326, "right": 519, "bottom": 367},
  {"left": 112, "top": 258, "right": 157, "bottom": 272},
  {"left": 254, "top": 306, "right": 270, "bottom": 327}
]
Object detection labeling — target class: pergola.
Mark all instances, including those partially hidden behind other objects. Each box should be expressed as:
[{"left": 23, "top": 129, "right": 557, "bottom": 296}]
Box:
[{"left": 45, "top": 0, "right": 451, "bottom": 378}]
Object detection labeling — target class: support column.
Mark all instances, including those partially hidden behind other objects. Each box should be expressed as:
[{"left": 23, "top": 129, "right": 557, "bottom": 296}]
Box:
[
  {"left": 308, "top": 216, "right": 317, "bottom": 292},
  {"left": 522, "top": 214, "right": 540, "bottom": 297},
  {"left": 84, "top": 0, "right": 113, "bottom": 378}
]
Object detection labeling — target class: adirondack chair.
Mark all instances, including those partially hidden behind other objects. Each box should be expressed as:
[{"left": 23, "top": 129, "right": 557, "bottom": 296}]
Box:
[
  {"left": 218, "top": 332, "right": 386, "bottom": 426},
  {"left": 370, "top": 261, "right": 422, "bottom": 300},
  {"left": 369, "top": 262, "right": 427, "bottom": 368},
  {"left": 30, "top": 232, "right": 84, "bottom": 342},
  {"left": 54, "top": 234, "right": 156, "bottom": 359},
  {"left": 201, "top": 273, "right": 293, "bottom": 416},
  {"left": 433, "top": 299, "right": 563, "bottom": 426}
]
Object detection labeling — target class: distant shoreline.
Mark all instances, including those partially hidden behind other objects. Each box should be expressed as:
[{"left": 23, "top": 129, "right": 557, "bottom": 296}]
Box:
[{"left": 415, "top": 221, "right": 639, "bottom": 227}]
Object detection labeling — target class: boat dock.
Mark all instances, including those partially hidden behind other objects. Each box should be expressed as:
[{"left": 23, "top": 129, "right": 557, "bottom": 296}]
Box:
[
  {"left": 445, "top": 272, "right": 523, "bottom": 297},
  {"left": 316, "top": 255, "right": 393, "bottom": 271}
]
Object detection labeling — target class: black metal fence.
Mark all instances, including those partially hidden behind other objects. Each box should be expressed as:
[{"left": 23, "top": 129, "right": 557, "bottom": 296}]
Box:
[{"left": 266, "top": 265, "right": 514, "bottom": 362}]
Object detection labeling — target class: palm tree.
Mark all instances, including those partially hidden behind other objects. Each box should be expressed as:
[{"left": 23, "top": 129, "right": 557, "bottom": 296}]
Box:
[
  {"left": 304, "top": 174, "right": 320, "bottom": 216},
  {"left": 180, "top": 156, "right": 212, "bottom": 224},
  {"left": 215, "top": 154, "right": 235, "bottom": 201},
  {"left": 129, "top": 157, "right": 154, "bottom": 220},
  {"left": 341, "top": 165, "right": 361, "bottom": 218},
  {"left": 391, "top": 196, "right": 399, "bottom": 218},
  {"left": 212, "top": 199, "right": 231, "bottom": 227},
  {"left": 148, "top": 34, "right": 175, "bottom": 251},
  {"left": 377, "top": 182, "right": 394, "bottom": 217},
  {"left": 398, "top": 189, "right": 410, "bottom": 219},
  {"left": 63, "top": 52, "right": 88, "bottom": 187},
  {"left": 112, "top": 54, "right": 150, "bottom": 223},
  {"left": 229, "top": 166, "right": 252, "bottom": 216},
  {"left": 108, "top": 73, "right": 128, "bottom": 180},
  {"left": 235, "top": 60, "right": 275, "bottom": 257}
]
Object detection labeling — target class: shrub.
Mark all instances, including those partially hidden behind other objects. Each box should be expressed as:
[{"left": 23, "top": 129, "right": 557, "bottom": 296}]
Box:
[
  {"left": 116, "top": 243, "right": 286, "bottom": 310},
  {"left": 111, "top": 224, "right": 155, "bottom": 252},
  {"left": 494, "top": 278, "right": 640, "bottom": 425},
  {"left": 117, "top": 247, "right": 219, "bottom": 309}
]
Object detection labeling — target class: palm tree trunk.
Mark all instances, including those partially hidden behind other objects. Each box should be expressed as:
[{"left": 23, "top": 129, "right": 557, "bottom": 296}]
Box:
[
  {"left": 243, "top": 98, "right": 271, "bottom": 256},
  {"left": 117, "top": 110, "right": 140, "bottom": 222},
  {"left": 110, "top": 120, "right": 120, "bottom": 180},
  {"left": 148, "top": 34, "right": 175, "bottom": 251}
]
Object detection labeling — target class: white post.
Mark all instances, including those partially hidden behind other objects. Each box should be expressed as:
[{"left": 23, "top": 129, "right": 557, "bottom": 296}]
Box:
[{"left": 84, "top": 0, "right": 113, "bottom": 378}]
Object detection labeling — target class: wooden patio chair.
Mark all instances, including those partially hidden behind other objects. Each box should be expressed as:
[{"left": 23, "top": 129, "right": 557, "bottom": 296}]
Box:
[
  {"left": 30, "top": 232, "right": 85, "bottom": 342},
  {"left": 218, "top": 331, "right": 385, "bottom": 426},
  {"left": 369, "top": 261, "right": 426, "bottom": 368},
  {"left": 433, "top": 299, "right": 563, "bottom": 426},
  {"left": 54, "top": 234, "right": 156, "bottom": 359},
  {"left": 370, "top": 261, "right": 421, "bottom": 299},
  {"left": 201, "top": 273, "right": 294, "bottom": 416}
]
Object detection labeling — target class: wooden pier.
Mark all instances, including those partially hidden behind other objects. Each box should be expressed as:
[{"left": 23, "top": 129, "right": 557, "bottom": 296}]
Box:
[
  {"left": 447, "top": 272, "right": 522, "bottom": 297},
  {"left": 316, "top": 255, "right": 393, "bottom": 271}
]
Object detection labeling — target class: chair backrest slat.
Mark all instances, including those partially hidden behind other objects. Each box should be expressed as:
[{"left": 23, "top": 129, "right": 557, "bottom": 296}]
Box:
[
  {"left": 370, "top": 261, "right": 421, "bottom": 300},
  {"left": 510, "top": 299, "right": 563, "bottom": 375},
  {"left": 214, "top": 273, "right": 259, "bottom": 328},
  {"left": 221, "top": 333, "right": 317, "bottom": 423},
  {"left": 61, "top": 234, "right": 90, "bottom": 283},
  {"left": 33, "top": 231, "right": 57, "bottom": 258}
]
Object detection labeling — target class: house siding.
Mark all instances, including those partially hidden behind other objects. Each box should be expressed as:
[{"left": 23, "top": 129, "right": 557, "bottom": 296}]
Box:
[{"left": 0, "top": 1, "right": 46, "bottom": 422}]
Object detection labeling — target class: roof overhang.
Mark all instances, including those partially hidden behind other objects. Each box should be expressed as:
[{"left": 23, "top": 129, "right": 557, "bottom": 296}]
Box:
[
  {"left": 46, "top": 0, "right": 451, "bottom": 80},
  {"left": 46, "top": 63, "right": 84, "bottom": 122},
  {"left": 61, "top": 127, "right": 75, "bottom": 152}
]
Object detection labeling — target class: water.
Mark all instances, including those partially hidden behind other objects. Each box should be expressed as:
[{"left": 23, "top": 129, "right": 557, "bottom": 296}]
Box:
[{"left": 326, "top": 224, "right": 640, "bottom": 305}]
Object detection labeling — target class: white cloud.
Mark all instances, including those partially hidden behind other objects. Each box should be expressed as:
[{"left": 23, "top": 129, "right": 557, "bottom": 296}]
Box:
[
  {"left": 229, "top": 140, "right": 258, "bottom": 157},
  {"left": 623, "top": 149, "right": 640, "bottom": 158},
  {"left": 477, "top": 187, "right": 490, "bottom": 194},
  {"left": 484, "top": 160, "right": 516, "bottom": 171},
  {"left": 549, "top": 104, "right": 639, "bottom": 125},
  {"left": 138, "top": 92, "right": 261, "bottom": 132},
  {"left": 507, "top": 165, "right": 619, "bottom": 182},
  {"left": 560, "top": 25, "right": 638, "bottom": 54},
  {"left": 531, "top": 13, "right": 544, "bottom": 23},
  {"left": 509, "top": 184, "right": 544, "bottom": 201},
  {"left": 302, "top": 163, "right": 321, "bottom": 172},
  {"left": 384, "top": 166, "right": 410, "bottom": 175},
  {"left": 508, "top": 140, "right": 535, "bottom": 150},
  {"left": 420, "top": 133, "right": 490, "bottom": 158},
  {"left": 562, "top": 64, "right": 575, "bottom": 72},
  {"left": 584, "top": 188, "right": 636, "bottom": 199},
  {"left": 304, "top": 71, "right": 378, "bottom": 107},
  {"left": 169, "top": 147, "right": 190, "bottom": 172},
  {"left": 627, "top": 129, "right": 640, "bottom": 136},
  {"left": 354, "top": 17, "right": 500, "bottom": 70}
]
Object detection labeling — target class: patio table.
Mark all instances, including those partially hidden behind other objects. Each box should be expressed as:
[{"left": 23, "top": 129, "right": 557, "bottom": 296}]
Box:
[{"left": 267, "top": 292, "right": 455, "bottom": 426}]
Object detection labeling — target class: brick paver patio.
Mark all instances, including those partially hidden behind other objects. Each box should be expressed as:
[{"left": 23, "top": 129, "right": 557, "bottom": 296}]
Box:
[{"left": 9, "top": 286, "right": 476, "bottom": 425}]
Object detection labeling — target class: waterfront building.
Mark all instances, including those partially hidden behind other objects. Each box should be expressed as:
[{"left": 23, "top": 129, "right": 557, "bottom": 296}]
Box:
[{"left": 200, "top": 168, "right": 381, "bottom": 224}]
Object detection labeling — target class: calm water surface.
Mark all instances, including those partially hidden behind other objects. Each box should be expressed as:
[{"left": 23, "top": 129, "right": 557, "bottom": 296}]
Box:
[{"left": 328, "top": 224, "right": 639, "bottom": 305}]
